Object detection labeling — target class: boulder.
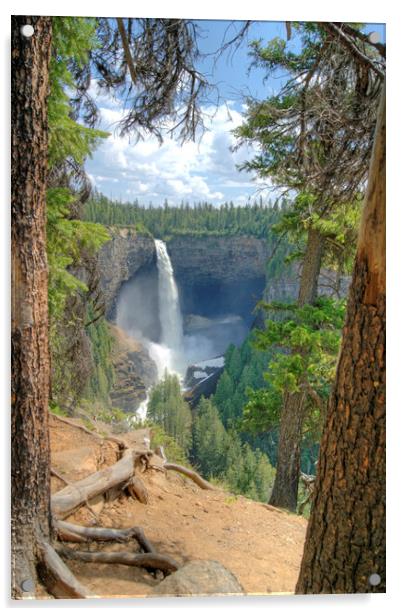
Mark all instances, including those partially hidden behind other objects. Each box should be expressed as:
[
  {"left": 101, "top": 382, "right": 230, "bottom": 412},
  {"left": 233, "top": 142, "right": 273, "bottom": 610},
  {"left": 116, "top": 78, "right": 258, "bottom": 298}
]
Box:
[{"left": 148, "top": 560, "right": 244, "bottom": 597}]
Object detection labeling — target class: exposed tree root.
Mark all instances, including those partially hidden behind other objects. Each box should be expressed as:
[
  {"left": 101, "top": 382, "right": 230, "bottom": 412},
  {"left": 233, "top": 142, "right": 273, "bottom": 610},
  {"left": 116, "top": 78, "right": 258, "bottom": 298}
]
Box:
[
  {"left": 163, "top": 462, "right": 216, "bottom": 490},
  {"left": 51, "top": 467, "right": 71, "bottom": 485},
  {"left": 51, "top": 448, "right": 152, "bottom": 518},
  {"left": 37, "top": 540, "right": 91, "bottom": 599},
  {"left": 54, "top": 519, "right": 155, "bottom": 553},
  {"left": 47, "top": 433, "right": 185, "bottom": 593},
  {"left": 125, "top": 476, "right": 149, "bottom": 504},
  {"left": 50, "top": 412, "right": 128, "bottom": 452},
  {"left": 51, "top": 468, "right": 100, "bottom": 522},
  {"left": 57, "top": 545, "right": 179, "bottom": 574}
]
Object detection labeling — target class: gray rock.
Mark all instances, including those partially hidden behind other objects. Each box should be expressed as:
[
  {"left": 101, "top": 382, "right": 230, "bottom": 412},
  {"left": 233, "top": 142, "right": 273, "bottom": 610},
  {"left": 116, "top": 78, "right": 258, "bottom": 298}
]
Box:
[
  {"left": 167, "top": 235, "right": 270, "bottom": 286},
  {"left": 98, "top": 228, "right": 156, "bottom": 318},
  {"left": 148, "top": 560, "right": 244, "bottom": 597}
]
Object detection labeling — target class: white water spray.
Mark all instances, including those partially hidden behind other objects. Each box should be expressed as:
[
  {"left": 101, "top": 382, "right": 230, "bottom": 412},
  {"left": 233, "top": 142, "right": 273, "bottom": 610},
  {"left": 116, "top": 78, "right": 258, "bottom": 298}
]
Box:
[
  {"left": 133, "top": 240, "right": 184, "bottom": 421},
  {"left": 147, "top": 239, "right": 185, "bottom": 377},
  {"left": 154, "top": 239, "right": 184, "bottom": 353}
]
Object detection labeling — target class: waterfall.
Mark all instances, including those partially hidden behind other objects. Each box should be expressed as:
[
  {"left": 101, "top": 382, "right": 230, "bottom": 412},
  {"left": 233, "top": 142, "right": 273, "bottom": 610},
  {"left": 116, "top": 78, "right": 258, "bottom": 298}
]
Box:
[
  {"left": 122, "top": 239, "right": 185, "bottom": 423},
  {"left": 148, "top": 239, "right": 184, "bottom": 377},
  {"left": 155, "top": 239, "right": 184, "bottom": 352}
]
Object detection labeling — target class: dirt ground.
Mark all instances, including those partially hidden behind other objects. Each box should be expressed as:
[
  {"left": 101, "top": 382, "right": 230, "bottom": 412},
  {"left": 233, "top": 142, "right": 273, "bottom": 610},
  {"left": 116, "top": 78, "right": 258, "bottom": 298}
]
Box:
[{"left": 49, "top": 414, "right": 307, "bottom": 598}]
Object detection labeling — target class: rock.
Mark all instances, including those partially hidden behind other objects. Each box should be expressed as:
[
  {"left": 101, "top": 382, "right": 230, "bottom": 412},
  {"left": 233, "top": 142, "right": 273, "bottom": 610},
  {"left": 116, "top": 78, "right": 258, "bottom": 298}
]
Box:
[
  {"left": 148, "top": 560, "right": 244, "bottom": 597},
  {"left": 167, "top": 235, "right": 269, "bottom": 286},
  {"left": 109, "top": 325, "right": 158, "bottom": 414},
  {"left": 98, "top": 228, "right": 156, "bottom": 318},
  {"left": 167, "top": 235, "right": 268, "bottom": 321},
  {"left": 263, "top": 261, "right": 351, "bottom": 304}
]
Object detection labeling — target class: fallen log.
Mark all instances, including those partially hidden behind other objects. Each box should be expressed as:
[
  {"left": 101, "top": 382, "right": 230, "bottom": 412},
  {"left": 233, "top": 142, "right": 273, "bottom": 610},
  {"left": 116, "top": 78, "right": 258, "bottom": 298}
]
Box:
[
  {"left": 54, "top": 520, "right": 155, "bottom": 553},
  {"left": 58, "top": 546, "right": 179, "bottom": 574},
  {"left": 51, "top": 449, "right": 136, "bottom": 518},
  {"left": 51, "top": 468, "right": 101, "bottom": 522},
  {"left": 163, "top": 463, "right": 216, "bottom": 490}
]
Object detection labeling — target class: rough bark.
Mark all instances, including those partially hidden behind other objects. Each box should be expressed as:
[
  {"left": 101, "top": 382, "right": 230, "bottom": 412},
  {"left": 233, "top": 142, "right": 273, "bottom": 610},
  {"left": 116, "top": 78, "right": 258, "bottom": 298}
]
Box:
[
  {"left": 296, "top": 85, "right": 385, "bottom": 594},
  {"left": 269, "top": 227, "right": 325, "bottom": 511},
  {"left": 269, "top": 392, "right": 306, "bottom": 511},
  {"left": 298, "top": 227, "right": 325, "bottom": 305},
  {"left": 11, "top": 15, "right": 53, "bottom": 598}
]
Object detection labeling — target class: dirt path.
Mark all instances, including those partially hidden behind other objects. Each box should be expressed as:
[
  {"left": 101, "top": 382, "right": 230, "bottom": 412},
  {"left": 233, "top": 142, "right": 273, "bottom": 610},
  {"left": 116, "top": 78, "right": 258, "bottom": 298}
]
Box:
[{"left": 50, "top": 415, "right": 307, "bottom": 598}]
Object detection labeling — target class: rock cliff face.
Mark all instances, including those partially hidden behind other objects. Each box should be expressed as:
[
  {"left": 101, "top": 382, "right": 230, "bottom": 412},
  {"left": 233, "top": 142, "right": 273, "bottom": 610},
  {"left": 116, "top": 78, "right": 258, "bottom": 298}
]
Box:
[
  {"left": 167, "top": 235, "right": 269, "bottom": 285},
  {"left": 98, "top": 227, "right": 156, "bottom": 318},
  {"left": 98, "top": 232, "right": 270, "bottom": 324},
  {"left": 263, "top": 262, "right": 351, "bottom": 303},
  {"left": 109, "top": 325, "right": 158, "bottom": 414},
  {"left": 167, "top": 235, "right": 269, "bottom": 320}
]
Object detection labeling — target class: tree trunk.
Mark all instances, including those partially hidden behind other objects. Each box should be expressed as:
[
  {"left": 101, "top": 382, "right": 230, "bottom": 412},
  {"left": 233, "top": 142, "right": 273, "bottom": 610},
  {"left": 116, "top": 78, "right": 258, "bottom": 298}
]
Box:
[
  {"left": 296, "top": 85, "right": 385, "bottom": 594},
  {"left": 11, "top": 16, "right": 53, "bottom": 598},
  {"left": 298, "top": 227, "right": 325, "bottom": 305},
  {"left": 269, "top": 227, "right": 324, "bottom": 511},
  {"left": 268, "top": 392, "right": 306, "bottom": 510}
]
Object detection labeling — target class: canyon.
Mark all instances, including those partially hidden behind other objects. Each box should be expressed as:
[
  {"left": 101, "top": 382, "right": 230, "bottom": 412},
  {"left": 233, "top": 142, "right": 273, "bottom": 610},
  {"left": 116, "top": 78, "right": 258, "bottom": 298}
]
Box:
[{"left": 97, "top": 228, "right": 350, "bottom": 417}]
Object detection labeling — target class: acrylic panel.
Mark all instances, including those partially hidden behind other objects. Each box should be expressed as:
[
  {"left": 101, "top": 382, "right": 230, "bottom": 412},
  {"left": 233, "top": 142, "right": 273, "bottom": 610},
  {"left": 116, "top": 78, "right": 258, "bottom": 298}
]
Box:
[{"left": 11, "top": 15, "right": 386, "bottom": 600}]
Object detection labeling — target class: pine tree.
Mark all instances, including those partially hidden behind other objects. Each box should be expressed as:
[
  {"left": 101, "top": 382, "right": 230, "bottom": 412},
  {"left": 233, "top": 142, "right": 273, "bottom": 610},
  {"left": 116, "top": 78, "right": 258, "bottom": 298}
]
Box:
[
  {"left": 148, "top": 373, "right": 192, "bottom": 452},
  {"left": 11, "top": 15, "right": 53, "bottom": 598},
  {"left": 296, "top": 85, "right": 386, "bottom": 595},
  {"left": 192, "top": 398, "right": 229, "bottom": 479}
]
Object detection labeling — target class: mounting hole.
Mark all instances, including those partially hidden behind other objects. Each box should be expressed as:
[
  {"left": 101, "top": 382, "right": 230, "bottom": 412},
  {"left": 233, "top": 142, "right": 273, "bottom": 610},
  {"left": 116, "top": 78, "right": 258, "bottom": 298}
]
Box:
[
  {"left": 21, "top": 578, "right": 35, "bottom": 592},
  {"left": 20, "top": 24, "right": 35, "bottom": 38},
  {"left": 368, "top": 31, "right": 381, "bottom": 44},
  {"left": 368, "top": 573, "right": 381, "bottom": 587}
]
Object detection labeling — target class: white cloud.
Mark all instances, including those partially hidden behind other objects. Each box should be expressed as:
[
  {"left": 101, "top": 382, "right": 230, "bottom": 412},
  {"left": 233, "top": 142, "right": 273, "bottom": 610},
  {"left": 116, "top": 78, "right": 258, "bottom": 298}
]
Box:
[{"left": 85, "top": 93, "right": 261, "bottom": 205}]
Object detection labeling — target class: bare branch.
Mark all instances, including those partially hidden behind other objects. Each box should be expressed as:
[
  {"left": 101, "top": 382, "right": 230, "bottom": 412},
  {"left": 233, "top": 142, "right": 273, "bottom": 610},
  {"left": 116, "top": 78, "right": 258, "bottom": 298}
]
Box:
[{"left": 321, "top": 22, "right": 385, "bottom": 79}]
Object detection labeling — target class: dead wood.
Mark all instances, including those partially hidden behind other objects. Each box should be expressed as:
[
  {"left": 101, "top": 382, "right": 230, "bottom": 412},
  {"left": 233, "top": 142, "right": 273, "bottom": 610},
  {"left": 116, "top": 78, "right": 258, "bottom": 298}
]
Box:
[
  {"left": 126, "top": 476, "right": 149, "bottom": 504},
  {"left": 58, "top": 545, "right": 179, "bottom": 574},
  {"left": 54, "top": 520, "right": 155, "bottom": 553},
  {"left": 154, "top": 445, "right": 167, "bottom": 462},
  {"left": 38, "top": 540, "right": 90, "bottom": 599},
  {"left": 51, "top": 449, "right": 136, "bottom": 518},
  {"left": 51, "top": 467, "right": 71, "bottom": 485},
  {"left": 163, "top": 462, "right": 216, "bottom": 490},
  {"left": 51, "top": 467, "right": 101, "bottom": 522}
]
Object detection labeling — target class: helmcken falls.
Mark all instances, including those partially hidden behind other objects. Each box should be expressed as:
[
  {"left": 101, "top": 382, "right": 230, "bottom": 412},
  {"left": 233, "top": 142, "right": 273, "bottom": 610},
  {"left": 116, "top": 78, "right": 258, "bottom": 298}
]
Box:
[
  {"left": 155, "top": 240, "right": 184, "bottom": 359},
  {"left": 135, "top": 240, "right": 185, "bottom": 420}
]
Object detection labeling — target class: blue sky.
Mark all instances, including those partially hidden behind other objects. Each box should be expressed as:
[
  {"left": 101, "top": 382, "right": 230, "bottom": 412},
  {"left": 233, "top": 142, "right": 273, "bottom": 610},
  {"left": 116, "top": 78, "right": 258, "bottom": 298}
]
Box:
[{"left": 85, "top": 20, "right": 386, "bottom": 207}]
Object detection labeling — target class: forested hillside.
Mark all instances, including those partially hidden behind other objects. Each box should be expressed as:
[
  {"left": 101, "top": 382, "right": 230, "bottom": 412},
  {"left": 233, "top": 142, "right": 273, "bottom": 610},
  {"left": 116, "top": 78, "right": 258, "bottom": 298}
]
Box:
[
  {"left": 84, "top": 191, "right": 289, "bottom": 238},
  {"left": 12, "top": 15, "right": 385, "bottom": 599}
]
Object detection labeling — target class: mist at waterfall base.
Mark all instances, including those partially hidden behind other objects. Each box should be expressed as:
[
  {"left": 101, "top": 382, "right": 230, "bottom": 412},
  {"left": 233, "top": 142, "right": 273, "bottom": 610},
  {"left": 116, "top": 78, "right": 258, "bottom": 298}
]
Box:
[{"left": 116, "top": 239, "right": 248, "bottom": 415}]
